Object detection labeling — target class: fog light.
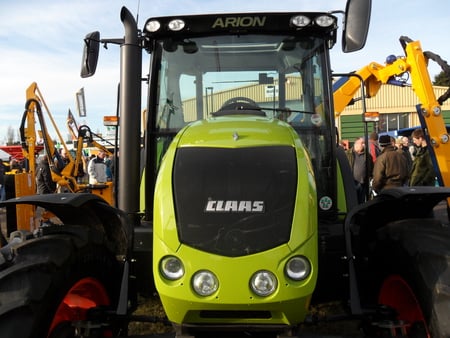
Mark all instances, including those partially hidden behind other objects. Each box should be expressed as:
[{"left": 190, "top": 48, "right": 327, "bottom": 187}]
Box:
[
  {"left": 192, "top": 270, "right": 218, "bottom": 296},
  {"left": 250, "top": 270, "right": 277, "bottom": 297},
  {"left": 285, "top": 256, "right": 311, "bottom": 281},
  {"left": 160, "top": 256, "right": 184, "bottom": 280}
]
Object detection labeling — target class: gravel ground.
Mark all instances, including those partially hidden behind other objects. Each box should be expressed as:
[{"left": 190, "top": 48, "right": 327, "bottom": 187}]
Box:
[{"left": 128, "top": 294, "right": 174, "bottom": 336}]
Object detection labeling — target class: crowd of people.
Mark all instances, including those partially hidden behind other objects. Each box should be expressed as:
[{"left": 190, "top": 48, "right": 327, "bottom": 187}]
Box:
[
  {"left": 344, "top": 128, "right": 436, "bottom": 203},
  {"left": 0, "top": 128, "right": 439, "bottom": 205}
]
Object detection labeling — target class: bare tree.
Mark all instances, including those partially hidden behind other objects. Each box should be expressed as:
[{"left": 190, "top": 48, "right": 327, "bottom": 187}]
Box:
[{"left": 6, "top": 126, "right": 15, "bottom": 145}]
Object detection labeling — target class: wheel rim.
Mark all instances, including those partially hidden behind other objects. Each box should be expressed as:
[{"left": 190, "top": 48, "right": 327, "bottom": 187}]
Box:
[
  {"left": 48, "top": 277, "right": 110, "bottom": 336},
  {"left": 378, "top": 274, "right": 429, "bottom": 337}
]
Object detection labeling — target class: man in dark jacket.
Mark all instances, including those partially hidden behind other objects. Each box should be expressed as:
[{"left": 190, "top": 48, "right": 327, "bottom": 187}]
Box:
[
  {"left": 36, "top": 155, "right": 56, "bottom": 194},
  {"left": 372, "top": 135, "right": 409, "bottom": 194},
  {"left": 0, "top": 159, "right": 6, "bottom": 201},
  {"left": 346, "top": 137, "right": 373, "bottom": 203},
  {"left": 409, "top": 128, "right": 436, "bottom": 186}
]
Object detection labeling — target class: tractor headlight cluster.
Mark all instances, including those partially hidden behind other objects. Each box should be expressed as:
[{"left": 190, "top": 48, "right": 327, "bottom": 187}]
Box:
[
  {"left": 159, "top": 255, "right": 311, "bottom": 297},
  {"left": 160, "top": 256, "right": 184, "bottom": 280},
  {"left": 285, "top": 256, "right": 311, "bottom": 281},
  {"left": 192, "top": 270, "right": 219, "bottom": 296}
]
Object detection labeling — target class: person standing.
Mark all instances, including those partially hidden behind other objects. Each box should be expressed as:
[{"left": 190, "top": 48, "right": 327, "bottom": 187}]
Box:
[
  {"left": 372, "top": 135, "right": 409, "bottom": 194},
  {"left": 395, "top": 136, "right": 413, "bottom": 174},
  {"left": 409, "top": 128, "right": 436, "bottom": 186},
  {"left": 346, "top": 137, "right": 373, "bottom": 203},
  {"left": 54, "top": 148, "right": 70, "bottom": 173},
  {"left": 53, "top": 148, "right": 72, "bottom": 192},
  {"left": 368, "top": 131, "right": 380, "bottom": 164},
  {"left": 88, "top": 151, "right": 107, "bottom": 184},
  {"left": 36, "top": 155, "right": 56, "bottom": 194},
  {"left": 104, "top": 154, "right": 113, "bottom": 181},
  {"left": 0, "top": 159, "right": 7, "bottom": 201}
]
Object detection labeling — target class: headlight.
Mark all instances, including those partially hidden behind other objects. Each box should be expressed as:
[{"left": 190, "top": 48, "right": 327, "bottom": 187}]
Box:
[
  {"left": 145, "top": 20, "right": 161, "bottom": 33},
  {"left": 314, "top": 15, "right": 335, "bottom": 27},
  {"left": 290, "top": 15, "right": 311, "bottom": 28},
  {"left": 192, "top": 270, "right": 219, "bottom": 296},
  {"left": 168, "top": 19, "right": 185, "bottom": 31},
  {"left": 160, "top": 256, "right": 184, "bottom": 280},
  {"left": 250, "top": 270, "right": 277, "bottom": 297},
  {"left": 285, "top": 256, "right": 311, "bottom": 281}
]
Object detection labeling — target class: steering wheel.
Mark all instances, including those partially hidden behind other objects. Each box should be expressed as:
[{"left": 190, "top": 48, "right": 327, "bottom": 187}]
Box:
[
  {"left": 215, "top": 96, "right": 265, "bottom": 116},
  {"left": 220, "top": 96, "right": 260, "bottom": 110}
]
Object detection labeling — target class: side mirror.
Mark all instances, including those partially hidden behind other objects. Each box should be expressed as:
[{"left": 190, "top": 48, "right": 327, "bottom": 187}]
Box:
[
  {"left": 342, "top": 0, "right": 371, "bottom": 53},
  {"left": 81, "top": 31, "right": 100, "bottom": 78}
]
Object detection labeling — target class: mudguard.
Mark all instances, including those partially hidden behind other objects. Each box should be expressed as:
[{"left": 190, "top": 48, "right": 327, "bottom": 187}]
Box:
[{"left": 0, "top": 193, "right": 132, "bottom": 256}]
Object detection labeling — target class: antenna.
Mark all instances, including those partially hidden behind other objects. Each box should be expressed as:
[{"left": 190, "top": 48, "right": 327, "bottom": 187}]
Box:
[{"left": 136, "top": 0, "right": 141, "bottom": 26}]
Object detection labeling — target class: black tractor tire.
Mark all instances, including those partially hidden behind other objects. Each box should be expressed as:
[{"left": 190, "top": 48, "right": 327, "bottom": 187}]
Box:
[
  {"left": 0, "top": 226, "right": 123, "bottom": 338},
  {"left": 372, "top": 218, "right": 450, "bottom": 337}
]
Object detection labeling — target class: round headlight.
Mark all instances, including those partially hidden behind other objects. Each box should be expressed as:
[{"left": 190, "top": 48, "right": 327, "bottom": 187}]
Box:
[
  {"left": 160, "top": 256, "right": 184, "bottom": 280},
  {"left": 168, "top": 19, "right": 185, "bottom": 31},
  {"left": 314, "top": 15, "right": 335, "bottom": 28},
  {"left": 290, "top": 15, "right": 311, "bottom": 28},
  {"left": 192, "top": 270, "right": 219, "bottom": 296},
  {"left": 250, "top": 270, "right": 277, "bottom": 297},
  {"left": 285, "top": 256, "right": 311, "bottom": 281},
  {"left": 145, "top": 20, "right": 161, "bottom": 33}
]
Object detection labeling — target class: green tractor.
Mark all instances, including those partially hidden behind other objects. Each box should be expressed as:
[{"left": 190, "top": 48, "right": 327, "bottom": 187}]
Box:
[{"left": 1, "top": 0, "right": 450, "bottom": 337}]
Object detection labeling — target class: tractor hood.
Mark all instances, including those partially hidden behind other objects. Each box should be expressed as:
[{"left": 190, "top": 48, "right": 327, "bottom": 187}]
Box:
[
  {"left": 174, "top": 115, "right": 301, "bottom": 148},
  {"left": 154, "top": 116, "right": 317, "bottom": 257}
]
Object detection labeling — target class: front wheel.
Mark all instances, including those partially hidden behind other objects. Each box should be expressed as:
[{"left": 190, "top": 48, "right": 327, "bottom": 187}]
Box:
[{"left": 0, "top": 227, "right": 123, "bottom": 337}]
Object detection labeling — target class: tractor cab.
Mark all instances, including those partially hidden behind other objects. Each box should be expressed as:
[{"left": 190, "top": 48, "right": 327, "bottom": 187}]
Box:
[{"left": 136, "top": 9, "right": 369, "bottom": 334}]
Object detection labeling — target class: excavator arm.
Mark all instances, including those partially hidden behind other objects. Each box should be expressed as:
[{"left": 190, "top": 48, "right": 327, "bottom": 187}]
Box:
[
  {"left": 77, "top": 125, "right": 114, "bottom": 158},
  {"left": 20, "top": 83, "right": 115, "bottom": 205},
  {"left": 20, "top": 82, "right": 77, "bottom": 191},
  {"left": 333, "top": 36, "right": 450, "bottom": 186}
]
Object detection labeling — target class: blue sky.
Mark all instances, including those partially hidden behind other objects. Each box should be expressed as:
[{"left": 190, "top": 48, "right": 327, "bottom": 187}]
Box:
[{"left": 0, "top": 0, "right": 449, "bottom": 144}]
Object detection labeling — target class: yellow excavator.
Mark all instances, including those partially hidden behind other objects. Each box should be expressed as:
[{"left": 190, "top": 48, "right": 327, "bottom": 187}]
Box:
[
  {"left": 19, "top": 82, "right": 114, "bottom": 205},
  {"left": 1, "top": 83, "right": 115, "bottom": 244}
]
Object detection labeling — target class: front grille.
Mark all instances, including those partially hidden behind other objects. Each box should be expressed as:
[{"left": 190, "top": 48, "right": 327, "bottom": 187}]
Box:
[{"left": 173, "top": 146, "right": 297, "bottom": 257}]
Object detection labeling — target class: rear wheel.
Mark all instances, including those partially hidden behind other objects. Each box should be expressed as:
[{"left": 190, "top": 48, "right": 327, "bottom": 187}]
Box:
[
  {"left": 372, "top": 219, "right": 450, "bottom": 337},
  {"left": 378, "top": 274, "right": 428, "bottom": 337},
  {"left": 0, "top": 227, "right": 123, "bottom": 337}
]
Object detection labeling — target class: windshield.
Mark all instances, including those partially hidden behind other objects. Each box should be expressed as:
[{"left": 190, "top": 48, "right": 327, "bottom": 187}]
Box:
[
  {"left": 155, "top": 35, "right": 329, "bottom": 126},
  {"left": 150, "top": 34, "right": 335, "bottom": 214}
]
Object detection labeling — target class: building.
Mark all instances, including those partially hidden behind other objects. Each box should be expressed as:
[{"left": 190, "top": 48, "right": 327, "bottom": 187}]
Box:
[
  {"left": 180, "top": 76, "right": 450, "bottom": 144},
  {"left": 336, "top": 84, "right": 450, "bottom": 142}
]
